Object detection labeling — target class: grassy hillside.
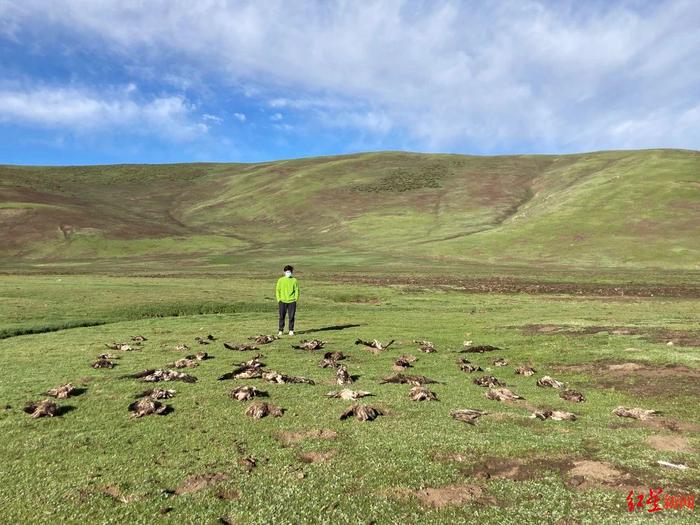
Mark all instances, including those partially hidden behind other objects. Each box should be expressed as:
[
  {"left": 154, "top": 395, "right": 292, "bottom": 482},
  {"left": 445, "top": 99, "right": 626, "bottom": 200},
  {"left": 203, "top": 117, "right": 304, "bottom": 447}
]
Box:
[{"left": 1, "top": 149, "right": 698, "bottom": 274}]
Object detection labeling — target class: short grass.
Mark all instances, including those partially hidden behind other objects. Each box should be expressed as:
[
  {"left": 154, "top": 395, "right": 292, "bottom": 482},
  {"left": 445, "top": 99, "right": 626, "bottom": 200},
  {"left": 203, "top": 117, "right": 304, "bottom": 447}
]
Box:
[
  {"left": 2, "top": 149, "right": 699, "bottom": 273},
  {"left": 0, "top": 275, "right": 698, "bottom": 524}
]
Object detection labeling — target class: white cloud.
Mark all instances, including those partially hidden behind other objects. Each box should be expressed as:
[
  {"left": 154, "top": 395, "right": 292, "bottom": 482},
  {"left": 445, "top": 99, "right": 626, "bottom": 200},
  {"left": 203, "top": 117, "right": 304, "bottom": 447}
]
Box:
[
  {"left": 233, "top": 112, "right": 246, "bottom": 122},
  {"left": 3, "top": 0, "right": 700, "bottom": 152},
  {"left": 270, "top": 112, "right": 283, "bottom": 121},
  {"left": 202, "top": 113, "right": 223, "bottom": 124},
  {"left": 0, "top": 85, "right": 207, "bottom": 140}
]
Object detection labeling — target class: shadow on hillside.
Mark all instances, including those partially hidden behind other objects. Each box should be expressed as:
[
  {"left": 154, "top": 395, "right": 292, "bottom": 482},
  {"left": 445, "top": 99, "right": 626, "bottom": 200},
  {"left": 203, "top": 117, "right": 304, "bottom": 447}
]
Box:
[{"left": 297, "top": 324, "right": 362, "bottom": 335}]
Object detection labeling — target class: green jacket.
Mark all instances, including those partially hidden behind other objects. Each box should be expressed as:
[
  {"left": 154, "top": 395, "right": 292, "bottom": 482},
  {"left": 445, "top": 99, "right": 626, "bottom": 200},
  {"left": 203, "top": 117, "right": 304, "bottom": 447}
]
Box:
[{"left": 276, "top": 276, "right": 299, "bottom": 303}]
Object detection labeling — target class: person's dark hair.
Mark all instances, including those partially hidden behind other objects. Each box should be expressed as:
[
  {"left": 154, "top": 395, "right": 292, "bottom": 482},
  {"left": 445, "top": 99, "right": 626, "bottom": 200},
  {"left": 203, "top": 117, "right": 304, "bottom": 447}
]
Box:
[{"left": 284, "top": 265, "right": 294, "bottom": 272}]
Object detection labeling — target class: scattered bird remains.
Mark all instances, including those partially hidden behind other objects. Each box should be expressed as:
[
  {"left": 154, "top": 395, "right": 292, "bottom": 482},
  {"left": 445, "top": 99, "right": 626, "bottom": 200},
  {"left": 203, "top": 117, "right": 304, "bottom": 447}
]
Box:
[
  {"left": 105, "top": 342, "right": 137, "bottom": 351},
  {"left": 318, "top": 351, "right": 346, "bottom": 368},
  {"left": 380, "top": 373, "right": 438, "bottom": 386},
  {"left": 174, "top": 344, "right": 190, "bottom": 352},
  {"left": 492, "top": 357, "right": 509, "bottom": 367},
  {"left": 262, "top": 370, "right": 315, "bottom": 385},
  {"left": 413, "top": 340, "right": 436, "bottom": 353},
  {"left": 128, "top": 398, "right": 169, "bottom": 418},
  {"left": 457, "top": 358, "right": 482, "bottom": 373},
  {"left": 515, "top": 365, "right": 536, "bottom": 376},
  {"left": 451, "top": 409, "right": 487, "bottom": 425},
  {"left": 24, "top": 399, "right": 59, "bottom": 418},
  {"left": 409, "top": 386, "right": 438, "bottom": 401},
  {"left": 340, "top": 404, "right": 382, "bottom": 422},
  {"left": 127, "top": 369, "right": 197, "bottom": 383},
  {"left": 245, "top": 401, "right": 284, "bottom": 419},
  {"left": 97, "top": 353, "right": 118, "bottom": 360},
  {"left": 612, "top": 406, "right": 660, "bottom": 420},
  {"left": 560, "top": 389, "right": 586, "bottom": 403},
  {"left": 326, "top": 389, "right": 372, "bottom": 400},
  {"left": 131, "top": 335, "right": 147, "bottom": 343},
  {"left": 230, "top": 385, "right": 267, "bottom": 401},
  {"left": 485, "top": 388, "right": 523, "bottom": 401},
  {"left": 536, "top": 376, "right": 564, "bottom": 389},
  {"left": 393, "top": 356, "right": 414, "bottom": 370},
  {"left": 138, "top": 388, "right": 176, "bottom": 400},
  {"left": 473, "top": 376, "right": 505, "bottom": 388},
  {"left": 92, "top": 359, "right": 115, "bottom": 369},
  {"left": 459, "top": 344, "right": 500, "bottom": 353},
  {"left": 531, "top": 410, "right": 577, "bottom": 421},
  {"left": 336, "top": 365, "right": 353, "bottom": 385},
  {"left": 249, "top": 334, "right": 278, "bottom": 345},
  {"left": 355, "top": 338, "right": 394, "bottom": 351},
  {"left": 292, "top": 339, "right": 326, "bottom": 351},
  {"left": 168, "top": 357, "right": 198, "bottom": 369},
  {"left": 46, "top": 383, "right": 76, "bottom": 399},
  {"left": 224, "top": 342, "right": 259, "bottom": 352},
  {"left": 219, "top": 358, "right": 265, "bottom": 380}
]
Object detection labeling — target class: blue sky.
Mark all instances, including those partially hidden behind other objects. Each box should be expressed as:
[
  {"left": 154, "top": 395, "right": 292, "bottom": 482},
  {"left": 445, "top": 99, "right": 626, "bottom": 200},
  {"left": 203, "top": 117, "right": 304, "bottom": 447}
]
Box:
[{"left": 1, "top": 0, "right": 699, "bottom": 165}]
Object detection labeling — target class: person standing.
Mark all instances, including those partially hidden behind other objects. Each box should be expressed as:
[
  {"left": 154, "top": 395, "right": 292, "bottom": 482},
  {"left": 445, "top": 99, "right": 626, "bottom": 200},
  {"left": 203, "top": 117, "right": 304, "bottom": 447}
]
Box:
[{"left": 276, "top": 265, "right": 299, "bottom": 336}]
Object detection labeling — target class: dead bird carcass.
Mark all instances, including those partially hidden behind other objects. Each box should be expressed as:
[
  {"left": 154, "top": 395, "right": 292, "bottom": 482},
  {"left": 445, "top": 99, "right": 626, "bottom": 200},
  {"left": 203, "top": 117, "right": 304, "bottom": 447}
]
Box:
[
  {"left": 326, "top": 389, "right": 372, "bottom": 400},
  {"left": 409, "top": 386, "right": 438, "bottom": 401},
  {"left": 23, "top": 399, "right": 60, "bottom": 418},
  {"left": 451, "top": 409, "right": 487, "bottom": 425},
  {"left": 46, "top": 383, "right": 76, "bottom": 399},
  {"left": 355, "top": 338, "right": 394, "bottom": 351},
  {"left": 128, "top": 398, "right": 170, "bottom": 418},
  {"left": 339, "top": 404, "right": 382, "bottom": 422},
  {"left": 292, "top": 339, "right": 326, "bottom": 351},
  {"left": 380, "top": 373, "right": 439, "bottom": 386},
  {"left": 485, "top": 388, "right": 523, "bottom": 402},
  {"left": 230, "top": 385, "right": 267, "bottom": 401},
  {"left": 262, "top": 370, "right": 315, "bottom": 385},
  {"left": 413, "top": 340, "right": 436, "bottom": 353},
  {"left": 245, "top": 401, "right": 284, "bottom": 419},
  {"left": 473, "top": 376, "right": 505, "bottom": 388}
]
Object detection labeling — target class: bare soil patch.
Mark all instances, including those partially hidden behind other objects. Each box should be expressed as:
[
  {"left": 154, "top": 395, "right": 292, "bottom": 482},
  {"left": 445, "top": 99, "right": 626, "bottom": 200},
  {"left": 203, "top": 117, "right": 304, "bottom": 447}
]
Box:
[
  {"left": 522, "top": 324, "right": 700, "bottom": 347},
  {"left": 551, "top": 360, "right": 700, "bottom": 397},
  {"left": 327, "top": 275, "right": 700, "bottom": 298},
  {"left": 99, "top": 485, "right": 137, "bottom": 503},
  {"left": 276, "top": 428, "right": 338, "bottom": 447},
  {"left": 454, "top": 455, "right": 573, "bottom": 481},
  {"left": 409, "top": 484, "right": 488, "bottom": 508},
  {"left": 175, "top": 472, "right": 230, "bottom": 495},
  {"left": 565, "top": 460, "right": 643, "bottom": 492},
  {"left": 646, "top": 435, "right": 694, "bottom": 453},
  {"left": 216, "top": 489, "right": 241, "bottom": 501},
  {"left": 298, "top": 450, "right": 337, "bottom": 463}
]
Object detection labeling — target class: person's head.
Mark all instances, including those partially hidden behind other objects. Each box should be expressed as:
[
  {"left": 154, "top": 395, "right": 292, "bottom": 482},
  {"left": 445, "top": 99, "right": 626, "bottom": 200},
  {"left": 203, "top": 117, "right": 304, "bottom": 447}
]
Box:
[{"left": 283, "top": 265, "right": 294, "bottom": 277}]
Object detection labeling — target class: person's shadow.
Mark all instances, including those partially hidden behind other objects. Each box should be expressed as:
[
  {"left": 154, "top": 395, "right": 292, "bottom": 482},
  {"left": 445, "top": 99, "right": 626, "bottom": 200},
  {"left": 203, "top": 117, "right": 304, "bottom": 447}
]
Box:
[{"left": 297, "top": 324, "right": 362, "bottom": 335}]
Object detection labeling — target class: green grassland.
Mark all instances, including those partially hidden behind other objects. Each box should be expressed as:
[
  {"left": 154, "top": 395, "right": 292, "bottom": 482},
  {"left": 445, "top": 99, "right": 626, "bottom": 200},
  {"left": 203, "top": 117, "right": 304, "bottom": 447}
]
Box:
[
  {"left": 1, "top": 150, "right": 698, "bottom": 523},
  {"left": 0, "top": 275, "right": 698, "bottom": 524},
  {"left": 1, "top": 149, "right": 699, "bottom": 276}
]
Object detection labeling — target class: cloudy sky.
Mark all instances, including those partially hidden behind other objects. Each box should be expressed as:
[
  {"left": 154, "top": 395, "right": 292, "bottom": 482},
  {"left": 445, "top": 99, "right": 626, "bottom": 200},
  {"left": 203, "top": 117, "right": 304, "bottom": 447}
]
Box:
[{"left": 1, "top": 0, "right": 699, "bottom": 164}]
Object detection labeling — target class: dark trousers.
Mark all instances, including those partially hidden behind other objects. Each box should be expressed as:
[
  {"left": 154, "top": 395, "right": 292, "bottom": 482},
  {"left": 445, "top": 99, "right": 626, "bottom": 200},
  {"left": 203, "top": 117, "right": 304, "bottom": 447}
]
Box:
[{"left": 278, "top": 301, "right": 297, "bottom": 331}]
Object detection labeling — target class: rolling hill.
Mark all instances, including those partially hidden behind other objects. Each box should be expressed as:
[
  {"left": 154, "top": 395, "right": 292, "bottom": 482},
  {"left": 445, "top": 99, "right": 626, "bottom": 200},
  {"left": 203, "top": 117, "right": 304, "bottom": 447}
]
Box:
[{"left": 1, "top": 149, "right": 699, "bottom": 275}]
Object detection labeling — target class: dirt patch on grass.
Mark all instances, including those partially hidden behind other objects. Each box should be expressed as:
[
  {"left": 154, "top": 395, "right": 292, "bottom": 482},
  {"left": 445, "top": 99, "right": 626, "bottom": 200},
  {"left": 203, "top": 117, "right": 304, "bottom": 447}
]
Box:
[
  {"left": 646, "top": 435, "right": 694, "bottom": 453},
  {"left": 393, "top": 484, "right": 491, "bottom": 508},
  {"left": 522, "top": 324, "right": 700, "bottom": 347},
  {"left": 565, "top": 460, "right": 643, "bottom": 492},
  {"left": 276, "top": 428, "right": 338, "bottom": 447},
  {"left": 175, "top": 472, "right": 230, "bottom": 495},
  {"left": 454, "top": 455, "right": 573, "bottom": 481},
  {"left": 298, "top": 450, "right": 337, "bottom": 463},
  {"left": 327, "top": 275, "right": 700, "bottom": 298},
  {"left": 99, "top": 485, "right": 137, "bottom": 503},
  {"left": 216, "top": 489, "right": 241, "bottom": 501},
  {"left": 609, "top": 418, "right": 700, "bottom": 433},
  {"left": 552, "top": 360, "right": 700, "bottom": 398}
]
